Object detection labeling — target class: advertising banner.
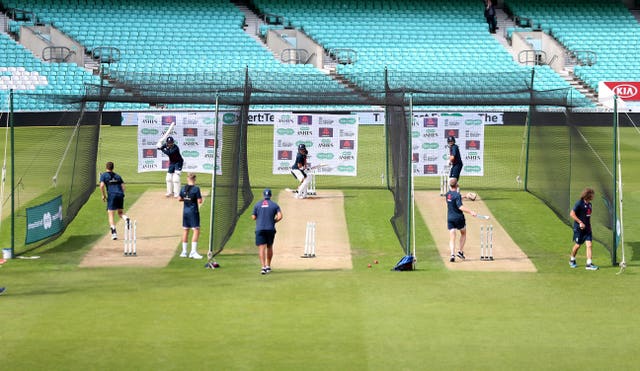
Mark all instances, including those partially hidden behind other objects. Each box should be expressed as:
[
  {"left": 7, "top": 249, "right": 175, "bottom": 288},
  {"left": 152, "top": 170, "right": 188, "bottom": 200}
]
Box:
[
  {"left": 136, "top": 112, "right": 226, "bottom": 174},
  {"left": 411, "top": 112, "right": 485, "bottom": 177},
  {"left": 26, "top": 195, "right": 63, "bottom": 244},
  {"left": 272, "top": 113, "right": 359, "bottom": 176}
]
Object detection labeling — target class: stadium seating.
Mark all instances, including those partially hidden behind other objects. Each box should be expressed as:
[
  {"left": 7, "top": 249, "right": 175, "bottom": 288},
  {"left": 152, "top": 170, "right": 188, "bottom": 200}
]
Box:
[
  {"left": 0, "top": 32, "right": 101, "bottom": 111},
  {"left": 0, "top": 0, "right": 603, "bottom": 111},
  {"left": 253, "top": 0, "right": 592, "bottom": 107},
  {"left": 1, "top": 0, "right": 350, "bottom": 111},
  {"left": 505, "top": 0, "right": 640, "bottom": 93}
]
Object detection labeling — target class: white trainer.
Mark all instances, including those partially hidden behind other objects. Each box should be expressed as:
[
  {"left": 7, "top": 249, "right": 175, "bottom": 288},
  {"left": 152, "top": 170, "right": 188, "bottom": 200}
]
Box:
[
  {"left": 179, "top": 251, "right": 188, "bottom": 258},
  {"left": 189, "top": 251, "right": 203, "bottom": 259}
]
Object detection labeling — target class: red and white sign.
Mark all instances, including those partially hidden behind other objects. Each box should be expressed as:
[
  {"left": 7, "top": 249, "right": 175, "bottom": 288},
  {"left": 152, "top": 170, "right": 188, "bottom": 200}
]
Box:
[
  {"left": 602, "top": 82, "right": 640, "bottom": 101},
  {"left": 598, "top": 81, "right": 640, "bottom": 111}
]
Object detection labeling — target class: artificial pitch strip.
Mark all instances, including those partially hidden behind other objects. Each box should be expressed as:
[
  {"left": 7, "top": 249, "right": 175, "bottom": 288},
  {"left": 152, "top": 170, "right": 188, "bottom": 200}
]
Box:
[
  {"left": 273, "top": 189, "right": 353, "bottom": 271},
  {"left": 414, "top": 191, "right": 537, "bottom": 272},
  {"left": 80, "top": 190, "right": 183, "bottom": 268}
]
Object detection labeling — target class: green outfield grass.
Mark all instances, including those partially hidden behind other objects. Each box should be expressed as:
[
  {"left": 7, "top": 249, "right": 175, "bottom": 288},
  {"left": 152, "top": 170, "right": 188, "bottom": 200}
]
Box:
[{"left": 0, "top": 124, "right": 639, "bottom": 370}]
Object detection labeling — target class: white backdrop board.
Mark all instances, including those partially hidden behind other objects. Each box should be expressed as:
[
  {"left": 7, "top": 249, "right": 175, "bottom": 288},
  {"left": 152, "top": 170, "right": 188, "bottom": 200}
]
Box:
[
  {"left": 272, "top": 113, "right": 359, "bottom": 176},
  {"left": 134, "top": 112, "right": 226, "bottom": 174},
  {"left": 411, "top": 112, "right": 485, "bottom": 176}
]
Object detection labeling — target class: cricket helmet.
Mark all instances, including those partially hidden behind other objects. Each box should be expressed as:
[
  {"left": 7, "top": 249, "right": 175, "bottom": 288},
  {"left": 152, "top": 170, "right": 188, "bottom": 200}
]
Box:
[
  {"left": 166, "top": 136, "right": 175, "bottom": 144},
  {"left": 446, "top": 136, "right": 456, "bottom": 143},
  {"left": 263, "top": 188, "right": 272, "bottom": 199}
]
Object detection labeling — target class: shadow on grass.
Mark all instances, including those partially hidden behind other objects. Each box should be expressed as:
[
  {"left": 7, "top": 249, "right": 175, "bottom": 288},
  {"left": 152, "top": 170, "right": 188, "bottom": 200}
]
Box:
[
  {"left": 628, "top": 241, "right": 638, "bottom": 262},
  {"left": 39, "top": 234, "right": 104, "bottom": 256}
]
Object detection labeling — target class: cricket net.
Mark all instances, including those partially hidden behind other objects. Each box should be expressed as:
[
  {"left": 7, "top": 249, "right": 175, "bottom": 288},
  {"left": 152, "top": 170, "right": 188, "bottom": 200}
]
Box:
[{"left": 1, "top": 92, "right": 100, "bottom": 255}]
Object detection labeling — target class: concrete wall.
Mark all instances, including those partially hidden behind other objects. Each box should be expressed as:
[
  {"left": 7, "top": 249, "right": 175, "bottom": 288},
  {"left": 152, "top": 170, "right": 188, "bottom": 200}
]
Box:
[
  {"left": 512, "top": 31, "right": 566, "bottom": 72},
  {"left": 266, "top": 29, "right": 323, "bottom": 68},
  {"left": 50, "top": 28, "right": 85, "bottom": 66},
  {"left": 19, "top": 25, "right": 85, "bottom": 66}
]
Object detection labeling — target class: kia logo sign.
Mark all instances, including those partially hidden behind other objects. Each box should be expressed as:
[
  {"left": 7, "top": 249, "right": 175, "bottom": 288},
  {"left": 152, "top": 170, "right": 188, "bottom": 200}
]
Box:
[
  {"left": 603, "top": 81, "right": 640, "bottom": 101},
  {"left": 612, "top": 84, "right": 638, "bottom": 99}
]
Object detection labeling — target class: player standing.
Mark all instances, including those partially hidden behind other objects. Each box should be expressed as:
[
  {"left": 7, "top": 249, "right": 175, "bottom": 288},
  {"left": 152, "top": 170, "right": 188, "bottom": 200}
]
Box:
[
  {"left": 290, "top": 143, "right": 311, "bottom": 199},
  {"left": 99, "top": 161, "right": 129, "bottom": 240},
  {"left": 158, "top": 136, "right": 184, "bottom": 198},
  {"left": 446, "top": 179, "right": 478, "bottom": 262},
  {"left": 569, "top": 187, "right": 598, "bottom": 270},
  {"left": 447, "top": 136, "right": 463, "bottom": 182},
  {"left": 252, "top": 189, "right": 283, "bottom": 274},
  {"left": 178, "top": 173, "right": 203, "bottom": 259}
]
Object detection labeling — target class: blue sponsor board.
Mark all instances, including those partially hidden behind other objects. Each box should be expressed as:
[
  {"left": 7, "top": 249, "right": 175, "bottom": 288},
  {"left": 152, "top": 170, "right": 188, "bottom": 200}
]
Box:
[{"left": 26, "top": 196, "right": 63, "bottom": 244}]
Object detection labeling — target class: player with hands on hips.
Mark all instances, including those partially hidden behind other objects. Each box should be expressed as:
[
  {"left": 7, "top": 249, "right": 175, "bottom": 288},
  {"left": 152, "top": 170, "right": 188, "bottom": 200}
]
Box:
[
  {"left": 178, "top": 173, "right": 204, "bottom": 259},
  {"left": 291, "top": 143, "right": 311, "bottom": 199},
  {"left": 252, "top": 188, "right": 283, "bottom": 275},
  {"left": 157, "top": 136, "right": 184, "bottom": 198}
]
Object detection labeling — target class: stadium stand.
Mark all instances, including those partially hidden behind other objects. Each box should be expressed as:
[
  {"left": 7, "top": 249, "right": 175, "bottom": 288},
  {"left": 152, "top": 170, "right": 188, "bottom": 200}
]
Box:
[
  {"left": 0, "top": 31, "right": 101, "bottom": 111},
  {"left": 252, "top": 0, "right": 593, "bottom": 107},
  {"left": 0, "top": 0, "right": 616, "bottom": 111},
  {"left": 1, "top": 0, "right": 352, "bottom": 111},
  {"left": 505, "top": 0, "right": 640, "bottom": 94}
]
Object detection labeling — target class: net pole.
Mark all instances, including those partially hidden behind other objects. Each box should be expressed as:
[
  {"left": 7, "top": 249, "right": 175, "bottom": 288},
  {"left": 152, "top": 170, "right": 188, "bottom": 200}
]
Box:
[
  {"left": 208, "top": 94, "right": 220, "bottom": 257},
  {"left": 9, "top": 89, "right": 15, "bottom": 256},
  {"left": 0, "top": 95, "right": 9, "bottom": 246},
  {"left": 405, "top": 94, "right": 413, "bottom": 255},
  {"left": 523, "top": 69, "right": 535, "bottom": 191},
  {"left": 409, "top": 94, "right": 416, "bottom": 264},
  {"left": 612, "top": 97, "right": 619, "bottom": 266},
  {"left": 615, "top": 97, "right": 625, "bottom": 270}
]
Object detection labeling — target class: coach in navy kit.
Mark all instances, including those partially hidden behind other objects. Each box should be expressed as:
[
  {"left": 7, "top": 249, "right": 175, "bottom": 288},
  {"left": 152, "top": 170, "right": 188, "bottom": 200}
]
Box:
[
  {"left": 158, "top": 136, "right": 184, "bottom": 198},
  {"left": 252, "top": 188, "right": 283, "bottom": 275}
]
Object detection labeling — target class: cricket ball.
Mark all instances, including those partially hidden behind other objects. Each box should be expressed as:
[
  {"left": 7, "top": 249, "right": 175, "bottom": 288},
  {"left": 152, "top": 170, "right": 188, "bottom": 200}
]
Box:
[
  {"left": 374, "top": 260, "right": 379, "bottom": 264},
  {"left": 367, "top": 263, "right": 372, "bottom": 268}
]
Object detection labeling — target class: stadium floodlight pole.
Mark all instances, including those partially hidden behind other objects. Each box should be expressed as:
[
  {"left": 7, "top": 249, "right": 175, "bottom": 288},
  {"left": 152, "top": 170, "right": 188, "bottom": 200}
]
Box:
[
  {"left": 208, "top": 93, "right": 220, "bottom": 259},
  {"left": 9, "top": 89, "right": 14, "bottom": 257}
]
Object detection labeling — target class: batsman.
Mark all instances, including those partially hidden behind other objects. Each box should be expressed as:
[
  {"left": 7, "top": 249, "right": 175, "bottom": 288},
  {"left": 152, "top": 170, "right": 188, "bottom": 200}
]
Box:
[
  {"left": 157, "top": 135, "right": 184, "bottom": 198},
  {"left": 290, "top": 143, "right": 311, "bottom": 199}
]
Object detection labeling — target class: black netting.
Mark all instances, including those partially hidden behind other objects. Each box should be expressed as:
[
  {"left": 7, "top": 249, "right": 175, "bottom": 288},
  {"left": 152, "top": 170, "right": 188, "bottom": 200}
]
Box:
[
  {"left": 209, "top": 70, "right": 253, "bottom": 257},
  {"left": 526, "top": 108, "right": 616, "bottom": 261},
  {"left": 385, "top": 89, "right": 411, "bottom": 256},
  {"left": 1, "top": 94, "right": 99, "bottom": 254}
]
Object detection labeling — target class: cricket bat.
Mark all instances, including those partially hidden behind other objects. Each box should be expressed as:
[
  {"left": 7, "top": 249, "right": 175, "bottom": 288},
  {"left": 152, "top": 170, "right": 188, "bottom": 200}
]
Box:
[{"left": 156, "top": 122, "right": 176, "bottom": 148}]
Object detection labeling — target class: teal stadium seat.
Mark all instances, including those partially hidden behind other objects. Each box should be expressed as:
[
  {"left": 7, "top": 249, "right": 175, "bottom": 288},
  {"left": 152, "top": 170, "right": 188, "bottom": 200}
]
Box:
[
  {"left": 253, "top": 0, "right": 589, "bottom": 107},
  {"left": 506, "top": 0, "right": 640, "bottom": 94}
]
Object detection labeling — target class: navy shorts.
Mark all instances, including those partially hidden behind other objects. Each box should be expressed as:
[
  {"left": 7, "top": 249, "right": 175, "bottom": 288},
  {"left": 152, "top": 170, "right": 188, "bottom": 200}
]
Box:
[
  {"left": 256, "top": 229, "right": 276, "bottom": 246},
  {"left": 183, "top": 212, "right": 200, "bottom": 229},
  {"left": 449, "top": 163, "right": 463, "bottom": 179},
  {"left": 107, "top": 194, "right": 124, "bottom": 211},
  {"left": 573, "top": 229, "right": 592, "bottom": 245},
  {"left": 448, "top": 218, "right": 466, "bottom": 231},
  {"left": 168, "top": 162, "right": 184, "bottom": 174}
]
